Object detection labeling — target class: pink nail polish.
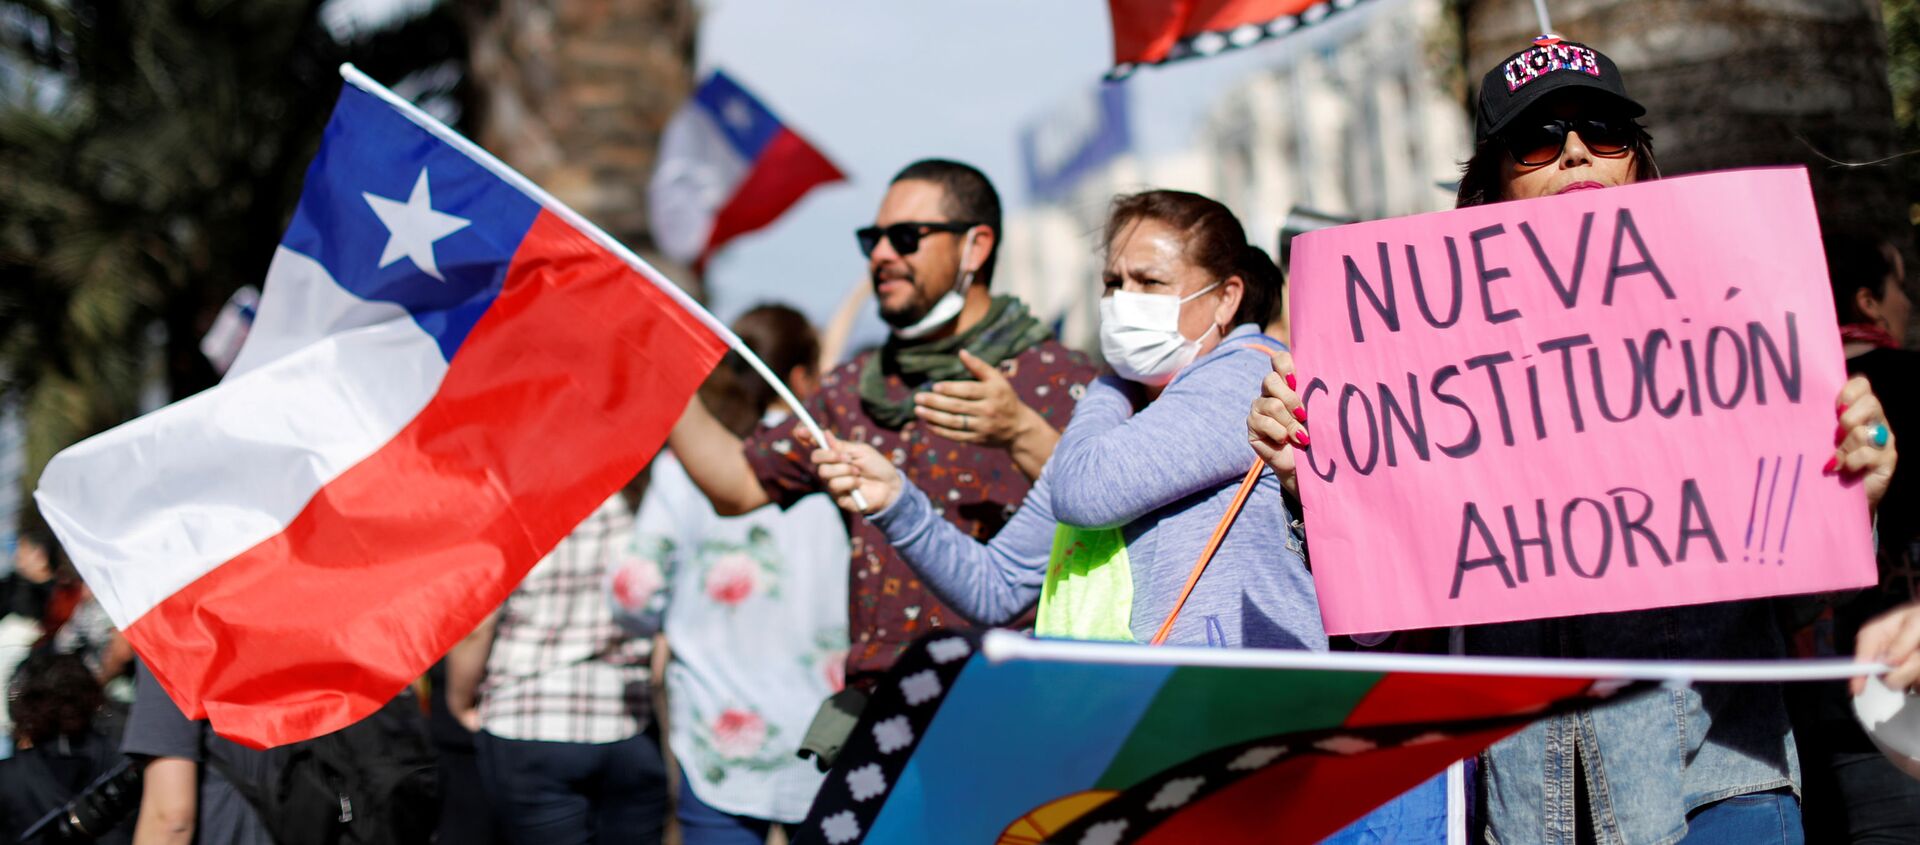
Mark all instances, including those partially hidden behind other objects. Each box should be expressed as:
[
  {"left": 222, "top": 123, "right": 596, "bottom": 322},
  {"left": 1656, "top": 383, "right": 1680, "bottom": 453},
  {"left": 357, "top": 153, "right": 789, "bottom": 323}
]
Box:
[
  {"left": 1294, "top": 430, "right": 1311, "bottom": 449},
  {"left": 1292, "top": 406, "right": 1307, "bottom": 423},
  {"left": 1823, "top": 456, "right": 1839, "bottom": 474},
  {"left": 1285, "top": 373, "right": 1297, "bottom": 391}
]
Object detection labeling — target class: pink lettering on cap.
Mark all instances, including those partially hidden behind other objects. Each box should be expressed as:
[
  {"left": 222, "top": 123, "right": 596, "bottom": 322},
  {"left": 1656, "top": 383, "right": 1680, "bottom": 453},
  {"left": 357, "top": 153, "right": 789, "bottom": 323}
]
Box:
[{"left": 1503, "top": 44, "right": 1602, "bottom": 92}]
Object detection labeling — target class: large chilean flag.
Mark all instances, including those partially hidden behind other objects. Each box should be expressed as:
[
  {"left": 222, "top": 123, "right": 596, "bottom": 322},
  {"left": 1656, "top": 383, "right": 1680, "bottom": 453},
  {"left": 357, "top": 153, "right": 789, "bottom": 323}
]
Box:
[{"left": 34, "top": 67, "right": 730, "bottom": 749}]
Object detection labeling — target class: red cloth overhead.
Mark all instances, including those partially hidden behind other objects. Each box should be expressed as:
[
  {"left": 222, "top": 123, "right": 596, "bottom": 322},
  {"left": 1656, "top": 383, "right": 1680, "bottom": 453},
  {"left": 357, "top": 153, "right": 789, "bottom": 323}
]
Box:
[{"left": 1107, "top": 0, "right": 1357, "bottom": 69}]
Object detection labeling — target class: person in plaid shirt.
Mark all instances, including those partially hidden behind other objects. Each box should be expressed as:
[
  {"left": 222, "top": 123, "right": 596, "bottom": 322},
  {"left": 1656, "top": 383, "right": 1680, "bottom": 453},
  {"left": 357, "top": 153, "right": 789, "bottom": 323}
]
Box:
[{"left": 445, "top": 494, "right": 662, "bottom": 844}]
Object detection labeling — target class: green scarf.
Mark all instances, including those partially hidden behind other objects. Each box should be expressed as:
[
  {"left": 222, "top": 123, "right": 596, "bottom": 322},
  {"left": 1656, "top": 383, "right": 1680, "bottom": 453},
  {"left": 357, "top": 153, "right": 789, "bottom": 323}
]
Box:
[{"left": 858, "top": 295, "right": 1052, "bottom": 429}]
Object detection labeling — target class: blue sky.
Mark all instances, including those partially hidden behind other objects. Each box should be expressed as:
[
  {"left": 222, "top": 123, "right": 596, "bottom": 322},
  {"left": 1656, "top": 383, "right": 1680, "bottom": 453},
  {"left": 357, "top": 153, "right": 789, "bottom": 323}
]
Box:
[{"left": 695, "top": 0, "right": 1295, "bottom": 347}]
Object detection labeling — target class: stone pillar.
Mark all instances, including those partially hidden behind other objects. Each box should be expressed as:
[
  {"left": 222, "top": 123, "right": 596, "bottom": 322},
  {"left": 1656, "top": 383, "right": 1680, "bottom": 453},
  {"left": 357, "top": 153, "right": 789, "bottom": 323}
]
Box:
[{"left": 466, "top": 0, "right": 700, "bottom": 291}]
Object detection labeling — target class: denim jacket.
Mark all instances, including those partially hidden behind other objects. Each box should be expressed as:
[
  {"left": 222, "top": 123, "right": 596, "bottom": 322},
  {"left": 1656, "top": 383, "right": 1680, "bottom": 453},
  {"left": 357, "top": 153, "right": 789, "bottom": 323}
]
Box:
[{"left": 1468, "top": 601, "right": 1798, "bottom": 845}]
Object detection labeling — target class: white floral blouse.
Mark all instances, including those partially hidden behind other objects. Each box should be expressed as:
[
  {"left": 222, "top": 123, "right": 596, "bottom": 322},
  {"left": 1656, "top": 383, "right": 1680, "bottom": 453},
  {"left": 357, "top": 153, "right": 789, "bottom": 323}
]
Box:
[{"left": 613, "top": 445, "right": 850, "bottom": 823}]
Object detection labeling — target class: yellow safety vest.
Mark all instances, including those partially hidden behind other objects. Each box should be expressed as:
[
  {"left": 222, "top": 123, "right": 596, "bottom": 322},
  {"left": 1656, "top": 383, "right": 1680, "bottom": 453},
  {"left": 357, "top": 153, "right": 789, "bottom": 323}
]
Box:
[{"left": 1035, "top": 524, "right": 1135, "bottom": 642}]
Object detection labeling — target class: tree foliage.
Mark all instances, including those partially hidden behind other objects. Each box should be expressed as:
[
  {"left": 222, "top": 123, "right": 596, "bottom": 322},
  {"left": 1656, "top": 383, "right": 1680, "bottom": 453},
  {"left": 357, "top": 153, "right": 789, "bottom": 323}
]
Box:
[
  {"left": 1887, "top": 0, "right": 1920, "bottom": 240},
  {"left": 0, "top": 0, "right": 466, "bottom": 526}
]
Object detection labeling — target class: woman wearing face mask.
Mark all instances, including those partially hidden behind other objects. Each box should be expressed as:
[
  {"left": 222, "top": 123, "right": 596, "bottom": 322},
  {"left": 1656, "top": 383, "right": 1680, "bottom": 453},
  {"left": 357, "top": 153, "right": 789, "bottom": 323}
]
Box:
[
  {"left": 808, "top": 190, "right": 1451, "bottom": 842},
  {"left": 808, "top": 189, "right": 1319, "bottom": 647},
  {"left": 1247, "top": 37, "right": 1901, "bottom": 844}
]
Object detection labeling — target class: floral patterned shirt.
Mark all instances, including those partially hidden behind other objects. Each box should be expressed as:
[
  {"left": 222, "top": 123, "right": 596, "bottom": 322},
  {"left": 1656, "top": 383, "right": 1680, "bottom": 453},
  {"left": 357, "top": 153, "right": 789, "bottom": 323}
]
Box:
[
  {"left": 744, "top": 338, "right": 1097, "bottom": 690},
  {"left": 617, "top": 448, "right": 849, "bottom": 822}
]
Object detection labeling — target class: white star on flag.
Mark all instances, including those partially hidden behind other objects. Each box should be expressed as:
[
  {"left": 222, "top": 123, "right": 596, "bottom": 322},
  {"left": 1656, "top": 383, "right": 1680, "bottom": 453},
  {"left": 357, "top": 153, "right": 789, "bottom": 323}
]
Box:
[
  {"left": 363, "top": 168, "right": 471, "bottom": 281},
  {"left": 722, "top": 97, "right": 754, "bottom": 132}
]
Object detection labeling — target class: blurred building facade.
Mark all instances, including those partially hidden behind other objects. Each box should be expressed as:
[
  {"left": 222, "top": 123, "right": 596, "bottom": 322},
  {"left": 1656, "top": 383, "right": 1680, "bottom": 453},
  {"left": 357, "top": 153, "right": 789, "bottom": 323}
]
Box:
[{"left": 998, "top": 0, "right": 1468, "bottom": 352}]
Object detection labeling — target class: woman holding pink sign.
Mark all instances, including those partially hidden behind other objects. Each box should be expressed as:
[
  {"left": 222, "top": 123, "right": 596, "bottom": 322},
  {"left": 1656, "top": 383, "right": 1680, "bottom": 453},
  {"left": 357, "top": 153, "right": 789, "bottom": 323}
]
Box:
[{"left": 1248, "top": 36, "right": 1900, "bottom": 845}]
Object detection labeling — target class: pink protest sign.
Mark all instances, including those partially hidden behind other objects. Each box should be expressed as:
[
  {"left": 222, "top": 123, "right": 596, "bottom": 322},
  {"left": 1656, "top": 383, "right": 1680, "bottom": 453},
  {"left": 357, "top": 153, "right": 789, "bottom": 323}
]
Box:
[{"left": 1290, "top": 167, "right": 1876, "bottom": 634}]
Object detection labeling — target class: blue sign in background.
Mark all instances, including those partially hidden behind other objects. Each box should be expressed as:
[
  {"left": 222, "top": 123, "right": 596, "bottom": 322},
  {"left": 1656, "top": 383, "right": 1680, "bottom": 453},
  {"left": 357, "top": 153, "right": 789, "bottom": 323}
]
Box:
[{"left": 1021, "top": 81, "right": 1131, "bottom": 202}]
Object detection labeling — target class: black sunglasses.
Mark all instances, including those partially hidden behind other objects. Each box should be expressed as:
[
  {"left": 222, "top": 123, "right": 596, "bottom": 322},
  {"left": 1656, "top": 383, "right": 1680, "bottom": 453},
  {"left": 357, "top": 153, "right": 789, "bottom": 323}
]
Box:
[
  {"left": 1500, "top": 117, "right": 1636, "bottom": 167},
  {"left": 856, "top": 221, "right": 977, "bottom": 257}
]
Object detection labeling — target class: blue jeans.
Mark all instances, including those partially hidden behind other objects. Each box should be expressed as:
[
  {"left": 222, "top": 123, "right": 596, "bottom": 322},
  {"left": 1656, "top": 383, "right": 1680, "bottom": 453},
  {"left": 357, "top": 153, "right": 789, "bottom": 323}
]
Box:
[
  {"left": 473, "top": 730, "right": 667, "bottom": 845},
  {"left": 1322, "top": 770, "right": 1451, "bottom": 843},
  {"left": 1472, "top": 605, "right": 1800, "bottom": 844},
  {"left": 676, "top": 771, "right": 777, "bottom": 845},
  {"left": 1679, "top": 789, "right": 1804, "bottom": 844}
]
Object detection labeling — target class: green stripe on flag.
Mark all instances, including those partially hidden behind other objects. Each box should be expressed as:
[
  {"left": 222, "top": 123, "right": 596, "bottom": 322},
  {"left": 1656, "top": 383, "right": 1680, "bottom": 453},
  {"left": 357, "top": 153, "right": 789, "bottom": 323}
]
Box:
[{"left": 1094, "top": 665, "right": 1383, "bottom": 789}]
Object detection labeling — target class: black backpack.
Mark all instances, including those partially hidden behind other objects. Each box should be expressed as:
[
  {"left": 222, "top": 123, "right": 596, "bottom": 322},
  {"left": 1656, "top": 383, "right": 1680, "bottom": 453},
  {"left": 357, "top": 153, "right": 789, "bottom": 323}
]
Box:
[{"left": 212, "top": 691, "right": 440, "bottom": 845}]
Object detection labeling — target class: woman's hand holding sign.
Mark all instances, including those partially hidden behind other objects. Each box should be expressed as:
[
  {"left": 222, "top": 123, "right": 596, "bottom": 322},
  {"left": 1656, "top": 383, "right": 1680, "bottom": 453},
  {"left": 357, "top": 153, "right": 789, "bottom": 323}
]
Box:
[
  {"left": 1837, "top": 376, "right": 1903, "bottom": 701},
  {"left": 1833, "top": 375, "right": 1896, "bottom": 511},
  {"left": 1247, "top": 347, "right": 1310, "bottom": 496}
]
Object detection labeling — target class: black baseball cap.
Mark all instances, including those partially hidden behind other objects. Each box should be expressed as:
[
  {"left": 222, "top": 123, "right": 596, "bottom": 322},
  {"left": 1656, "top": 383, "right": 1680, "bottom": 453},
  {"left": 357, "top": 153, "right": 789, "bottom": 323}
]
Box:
[{"left": 1475, "top": 36, "right": 1645, "bottom": 143}]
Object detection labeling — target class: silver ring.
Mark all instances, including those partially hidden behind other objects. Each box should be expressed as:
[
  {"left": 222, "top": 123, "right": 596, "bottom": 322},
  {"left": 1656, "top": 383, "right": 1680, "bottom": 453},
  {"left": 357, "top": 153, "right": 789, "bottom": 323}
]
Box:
[{"left": 960, "top": 414, "right": 970, "bottom": 432}]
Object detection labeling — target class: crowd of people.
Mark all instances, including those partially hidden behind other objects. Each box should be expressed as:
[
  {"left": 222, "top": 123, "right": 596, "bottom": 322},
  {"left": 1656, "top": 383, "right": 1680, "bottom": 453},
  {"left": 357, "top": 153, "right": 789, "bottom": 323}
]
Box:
[{"left": 2, "top": 35, "right": 1918, "bottom": 845}]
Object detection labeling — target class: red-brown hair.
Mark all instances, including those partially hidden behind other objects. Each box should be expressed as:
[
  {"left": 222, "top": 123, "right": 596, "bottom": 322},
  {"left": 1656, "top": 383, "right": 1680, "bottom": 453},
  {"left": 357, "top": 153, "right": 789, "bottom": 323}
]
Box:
[{"left": 1104, "top": 190, "right": 1281, "bottom": 327}]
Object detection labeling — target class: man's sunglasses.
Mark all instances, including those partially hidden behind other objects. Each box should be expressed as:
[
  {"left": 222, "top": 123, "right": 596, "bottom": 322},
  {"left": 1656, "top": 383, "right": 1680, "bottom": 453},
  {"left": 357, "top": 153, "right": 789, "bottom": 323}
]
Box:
[
  {"left": 856, "top": 221, "right": 977, "bottom": 257},
  {"left": 1500, "top": 117, "right": 1636, "bottom": 167}
]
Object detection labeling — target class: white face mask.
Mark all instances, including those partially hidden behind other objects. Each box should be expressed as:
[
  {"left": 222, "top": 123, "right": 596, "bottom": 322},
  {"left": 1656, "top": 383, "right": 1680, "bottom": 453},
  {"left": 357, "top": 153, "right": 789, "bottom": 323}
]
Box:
[
  {"left": 1098, "top": 282, "right": 1221, "bottom": 386},
  {"left": 892, "top": 230, "right": 977, "bottom": 340}
]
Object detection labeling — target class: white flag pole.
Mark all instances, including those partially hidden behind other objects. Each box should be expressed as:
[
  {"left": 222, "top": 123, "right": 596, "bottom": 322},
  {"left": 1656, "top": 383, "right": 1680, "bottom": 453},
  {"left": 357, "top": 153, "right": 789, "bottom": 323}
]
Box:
[
  {"left": 1532, "top": 0, "right": 1554, "bottom": 35},
  {"left": 338, "top": 65, "right": 868, "bottom": 510},
  {"left": 981, "top": 630, "right": 1888, "bottom": 683}
]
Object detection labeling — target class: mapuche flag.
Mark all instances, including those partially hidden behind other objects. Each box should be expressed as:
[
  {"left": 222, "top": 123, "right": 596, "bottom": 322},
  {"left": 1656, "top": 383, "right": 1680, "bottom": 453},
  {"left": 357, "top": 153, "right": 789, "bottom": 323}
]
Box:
[
  {"left": 795, "top": 631, "right": 1865, "bottom": 845},
  {"left": 34, "top": 66, "right": 731, "bottom": 749}
]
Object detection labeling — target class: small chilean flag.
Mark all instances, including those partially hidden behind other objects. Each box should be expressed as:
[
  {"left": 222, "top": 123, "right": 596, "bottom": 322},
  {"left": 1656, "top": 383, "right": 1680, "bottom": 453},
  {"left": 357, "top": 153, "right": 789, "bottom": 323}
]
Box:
[
  {"left": 34, "top": 67, "right": 731, "bottom": 748},
  {"left": 648, "top": 70, "right": 844, "bottom": 268}
]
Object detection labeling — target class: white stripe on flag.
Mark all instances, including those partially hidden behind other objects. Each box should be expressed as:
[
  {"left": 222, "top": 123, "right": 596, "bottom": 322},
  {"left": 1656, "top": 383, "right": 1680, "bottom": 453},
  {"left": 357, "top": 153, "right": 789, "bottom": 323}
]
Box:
[
  {"left": 647, "top": 98, "right": 751, "bottom": 264},
  {"left": 35, "top": 247, "right": 449, "bottom": 628}
]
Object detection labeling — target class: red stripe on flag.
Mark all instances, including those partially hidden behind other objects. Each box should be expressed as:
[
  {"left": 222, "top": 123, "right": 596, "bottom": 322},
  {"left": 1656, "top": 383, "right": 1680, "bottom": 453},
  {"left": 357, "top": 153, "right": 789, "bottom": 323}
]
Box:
[
  {"left": 1137, "top": 730, "right": 1512, "bottom": 844},
  {"left": 1345, "top": 672, "right": 1597, "bottom": 728},
  {"left": 699, "top": 127, "right": 844, "bottom": 266},
  {"left": 1107, "top": 1, "right": 1320, "bottom": 65},
  {"left": 126, "top": 210, "right": 727, "bottom": 748}
]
